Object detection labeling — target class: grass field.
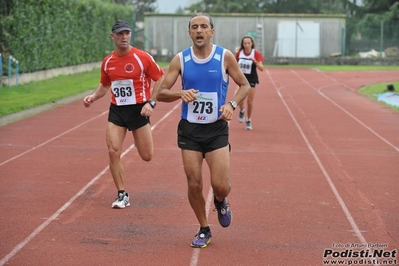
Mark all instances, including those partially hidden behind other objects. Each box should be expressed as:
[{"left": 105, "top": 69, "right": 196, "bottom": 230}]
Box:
[
  {"left": 358, "top": 81, "right": 399, "bottom": 111},
  {"left": 0, "top": 64, "right": 398, "bottom": 118}
]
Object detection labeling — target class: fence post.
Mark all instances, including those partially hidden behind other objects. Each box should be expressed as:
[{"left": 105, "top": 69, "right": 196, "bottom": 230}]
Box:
[
  {"left": 7, "top": 55, "right": 19, "bottom": 88},
  {"left": 341, "top": 27, "right": 346, "bottom": 56},
  {"left": 8, "top": 55, "right": 12, "bottom": 88},
  {"left": 0, "top": 53, "right": 2, "bottom": 87},
  {"left": 16, "top": 59, "right": 19, "bottom": 86},
  {"left": 380, "top": 20, "right": 384, "bottom": 58}
]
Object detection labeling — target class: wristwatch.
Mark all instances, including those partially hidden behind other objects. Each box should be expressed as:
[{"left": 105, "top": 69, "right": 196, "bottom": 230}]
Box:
[
  {"left": 148, "top": 100, "right": 156, "bottom": 109},
  {"left": 229, "top": 100, "right": 237, "bottom": 111}
]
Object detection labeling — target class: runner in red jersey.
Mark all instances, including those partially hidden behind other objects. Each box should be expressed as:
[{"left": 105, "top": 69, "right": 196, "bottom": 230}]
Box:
[
  {"left": 101, "top": 47, "right": 163, "bottom": 106},
  {"left": 83, "top": 20, "right": 165, "bottom": 209}
]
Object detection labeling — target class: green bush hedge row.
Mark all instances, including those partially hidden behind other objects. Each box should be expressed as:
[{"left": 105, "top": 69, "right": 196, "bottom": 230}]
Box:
[{"left": 1, "top": 0, "right": 133, "bottom": 73}]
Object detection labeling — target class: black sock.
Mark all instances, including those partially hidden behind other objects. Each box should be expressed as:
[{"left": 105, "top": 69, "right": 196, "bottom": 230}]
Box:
[
  {"left": 200, "top": 226, "right": 210, "bottom": 233},
  {"left": 118, "top": 190, "right": 125, "bottom": 195},
  {"left": 214, "top": 196, "right": 223, "bottom": 204}
]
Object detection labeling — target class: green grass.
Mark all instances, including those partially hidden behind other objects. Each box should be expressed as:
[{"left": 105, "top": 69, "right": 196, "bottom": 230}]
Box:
[
  {"left": 276, "top": 65, "right": 399, "bottom": 111},
  {"left": 0, "top": 62, "right": 170, "bottom": 118},
  {"left": 268, "top": 64, "right": 399, "bottom": 111},
  {"left": 0, "top": 62, "right": 398, "bottom": 118},
  {"left": 0, "top": 69, "right": 100, "bottom": 117},
  {"left": 358, "top": 81, "right": 399, "bottom": 111}
]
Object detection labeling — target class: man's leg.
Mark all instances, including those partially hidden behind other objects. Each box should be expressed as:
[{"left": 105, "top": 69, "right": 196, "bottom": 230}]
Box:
[
  {"left": 205, "top": 145, "right": 231, "bottom": 201},
  {"left": 133, "top": 123, "right": 154, "bottom": 162},
  {"left": 106, "top": 122, "right": 127, "bottom": 191},
  {"left": 106, "top": 122, "right": 130, "bottom": 208},
  {"left": 205, "top": 145, "right": 232, "bottom": 227},
  {"left": 182, "top": 149, "right": 208, "bottom": 227},
  {"left": 182, "top": 149, "right": 213, "bottom": 248}
]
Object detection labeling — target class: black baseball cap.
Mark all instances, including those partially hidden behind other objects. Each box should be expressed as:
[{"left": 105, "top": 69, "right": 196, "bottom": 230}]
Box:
[{"left": 112, "top": 20, "right": 131, "bottom": 33}]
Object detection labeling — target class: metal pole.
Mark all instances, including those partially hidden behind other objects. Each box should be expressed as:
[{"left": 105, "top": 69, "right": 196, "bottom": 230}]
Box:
[
  {"left": 0, "top": 53, "right": 2, "bottom": 87},
  {"left": 341, "top": 27, "right": 346, "bottom": 56},
  {"left": 295, "top": 19, "right": 298, "bottom": 58},
  {"left": 153, "top": 17, "right": 156, "bottom": 54},
  {"left": 16, "top": 60, "right": 19, "bottom": 87},
  {"left": 173, "top": 17, "right": 177, "bottom": 55},
  {"left": 8, "top": 55, "right": 12, "bottom": 88},
  {"left": 380, "top": 20, "right": 384, "bottom": 58},
  {"left": 131, "top": 13, "right": 136, "bottom": 46}
]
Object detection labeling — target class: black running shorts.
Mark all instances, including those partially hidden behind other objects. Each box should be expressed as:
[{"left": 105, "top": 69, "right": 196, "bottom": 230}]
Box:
[
  {"left": 177, "top": 119, "right": 229, "bottom": 156},
  {"left": 249, "top": 82, "right": 257, "bottom": 88},
  {"left": 108, "top": 103, "right": 149, "bottom": 131}
]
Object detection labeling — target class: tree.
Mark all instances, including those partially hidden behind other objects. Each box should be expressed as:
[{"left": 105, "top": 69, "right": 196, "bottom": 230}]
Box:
[
  {"left": 130, "top": 0, "right": 157, "bottom": 21},
  {"left": 0, "top": 0, "right": 14, "bottom": 59},
  {"left": 108, "top": 0, "right": 157, "bottom": 49},
  {"left": 176, "top": 6, "right": 185, "bottom": 14},
  {"left": 186, "top": 0, "right": 268, "bottom": 13},
  {"left": 358, "top": 0, "right": 399, "bottom": 21},
  {"left": 185, "top": 0, "right": 348, "bottom": 14},
  {"left": 355, "top": 0, "right": 399, "bottom": 41},
  {"left": 110, "top": 0, "right": 157, "bottom": 21}
]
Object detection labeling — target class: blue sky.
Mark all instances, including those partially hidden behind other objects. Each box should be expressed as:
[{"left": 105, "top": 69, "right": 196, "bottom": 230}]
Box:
[{"left": 157, "top": 0, "right": 192, "bottom": 13}]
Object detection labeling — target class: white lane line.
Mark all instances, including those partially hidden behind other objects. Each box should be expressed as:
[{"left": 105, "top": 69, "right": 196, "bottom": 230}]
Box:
[
  {"left": 298, "top": 70, "right": 399, "bottom": 153},
  {"left": 0, "top": 111, "right": 109, "bottom": 167},
  {"left": 266, "top": 69, "right": 368, "bottom": 246},
  {"left": 190, "top": 186, "right": 214, "bottom": 266},
  {"left": 190, "top": 119, "right": 234, "bottom": 265},
  {"left": 0, "top": 103, "right": 181, "bottom": 266}
]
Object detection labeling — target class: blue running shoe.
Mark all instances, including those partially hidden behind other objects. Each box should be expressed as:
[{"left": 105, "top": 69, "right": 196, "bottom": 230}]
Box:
[
  {"left": 214, "top": 198, "right": 232, "bottom": 227},
  {"left": 191, "top": 229, "right": 212, "bottom": 248}
]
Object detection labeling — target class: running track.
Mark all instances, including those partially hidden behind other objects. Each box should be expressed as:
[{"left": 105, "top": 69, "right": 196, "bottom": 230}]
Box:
[{"left": 0, "top": 68, "right": 398, "bottom": 266}]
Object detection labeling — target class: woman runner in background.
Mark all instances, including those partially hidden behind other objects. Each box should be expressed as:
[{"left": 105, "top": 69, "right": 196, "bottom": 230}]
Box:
[{"left": 235, "top": 35, "right": 264, "bottom": 130}]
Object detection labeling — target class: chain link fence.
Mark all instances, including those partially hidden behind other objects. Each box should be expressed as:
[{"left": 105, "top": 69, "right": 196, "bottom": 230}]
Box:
[
  {"left": 346, "top": 19, "right": 399, "bottom": 58},
  {"left": 142, "top": 14, "right": 399, "bottom": 64},
  {"left": 143, "top": 14, "right": 345, "bottom": 61}
]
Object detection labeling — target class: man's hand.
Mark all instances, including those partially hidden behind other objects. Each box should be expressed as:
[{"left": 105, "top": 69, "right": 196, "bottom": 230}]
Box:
[
  {"left": 181, "top": 89, "right": 199, "bottom": 103},
  {"left": 218, "top": 104, "right": 234, "bottom": 121},
  {"left": 83, "top": 95, "right": 95, "bottom": 108},
  {"left": 141, "top": 103, "right": 155, "bottom": 117}
]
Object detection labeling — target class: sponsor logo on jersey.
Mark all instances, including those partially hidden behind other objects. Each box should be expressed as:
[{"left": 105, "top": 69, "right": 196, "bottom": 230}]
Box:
[
  {"left": 196, "top": 116, "right": 208, "bottom": 121},
  {"left": 124, "top": 63, "right": 134, "bottom": 73}
]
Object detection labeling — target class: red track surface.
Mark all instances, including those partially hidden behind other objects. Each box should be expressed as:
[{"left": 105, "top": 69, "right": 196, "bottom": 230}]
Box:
[{"left": 1, "top": 68, "right": 398, "bottom": 266}]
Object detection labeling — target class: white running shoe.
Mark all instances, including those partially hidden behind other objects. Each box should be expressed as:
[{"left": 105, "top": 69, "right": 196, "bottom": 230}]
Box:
[
  {"left": 111, "top": 192, "right": 130, "bottom": 209},
  {"left": 246, "top": 120, "right": 253, "bottom": 130},
  {"left": 238, "top": 109, "right": 245, "bottom": 123}
]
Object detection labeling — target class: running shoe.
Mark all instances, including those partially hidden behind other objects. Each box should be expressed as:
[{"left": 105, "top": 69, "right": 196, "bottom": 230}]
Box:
[
  {"left": 214, "top": 198, "right": 232, "bottom": 228},
  {"left": 246, "top": 120, "right": 253, "bottom": 130},
  {"left": 111, "top": 192, "right": 130, "bottom": 209},
  {"left": 238, "top": 109, "right": 245, "bottom": 123},
  {"left": 191, "top": 229, "right": 212, "bottom": 248}
]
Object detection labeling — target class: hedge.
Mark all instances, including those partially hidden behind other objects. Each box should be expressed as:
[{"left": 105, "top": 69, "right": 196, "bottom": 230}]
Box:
[{"left": 0, "top": 0, "right": 133, "bottom": 73}]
